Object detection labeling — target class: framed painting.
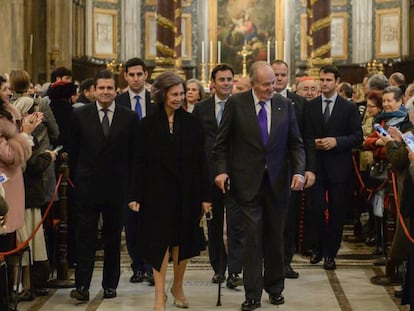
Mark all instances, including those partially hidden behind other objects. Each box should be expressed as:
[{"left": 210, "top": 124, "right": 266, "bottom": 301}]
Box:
[
  {"left": 145, "top": 0, "right": 192, "bottom": 6},
  {"left": 93, "top": 8, "right": 118, "bottom": 58},
  {"left": 375, "top": 8, "right": 401, "bottom": 58},
  {"left": 331, "top": 12, "right": 348, "bottom": 59},
  {"left": 145, "top": 12, "right": 192, "bottom": 60}
]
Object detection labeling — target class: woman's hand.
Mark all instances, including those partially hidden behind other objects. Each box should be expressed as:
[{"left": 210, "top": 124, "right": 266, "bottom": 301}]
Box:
[
  {"left": 21, "top": 112, "right": 44, "bottom": 134},
  {"left": 128, "top": 201, "right": 140, "bottom": 212},
  {"left": 201, "top": 202, "right": 212, "bottom": 215}
]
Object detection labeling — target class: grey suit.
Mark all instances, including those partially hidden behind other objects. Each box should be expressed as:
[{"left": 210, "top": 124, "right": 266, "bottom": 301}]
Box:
[{"left": 214, "top": 90, "right": 305, "bottom": 299}]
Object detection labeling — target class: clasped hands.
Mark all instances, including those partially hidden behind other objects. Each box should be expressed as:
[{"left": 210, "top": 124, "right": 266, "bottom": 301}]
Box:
[{"left": 315, "top": 137, "right": 337, "bottom": 150}]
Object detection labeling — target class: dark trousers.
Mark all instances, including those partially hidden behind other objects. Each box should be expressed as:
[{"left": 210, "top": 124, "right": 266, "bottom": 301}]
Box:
[
  {"left": 207, "top": 187, "right": 227, "bottom": 275},
  {"left": 226, "top": 195, "right": 244, "bottom": 274},
  {"left": 241, "top": 173, "right": 287, "bottom": 300},
  {"left": 308, "top": 180, "right": 351, "bottom": 258},
  {"left": 124, "top": 205, "right": 152, "bottom": 273},
  {"left": 284, "top": 190, "right": 301, "bottom": 265},
  {"left": 75, "top": 202, "right": 122, "bottom": 290}
]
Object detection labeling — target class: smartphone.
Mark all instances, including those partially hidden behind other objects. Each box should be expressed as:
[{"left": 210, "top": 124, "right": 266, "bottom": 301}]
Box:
[
  {"left": 402, "top": 132, "right": 414, "bottom": 152},
  {"left": 374, "top": 123, "right": 389, "bottom": 137},
  {"left": 53, "top": 145, "right": 63, "bottom": 153}
]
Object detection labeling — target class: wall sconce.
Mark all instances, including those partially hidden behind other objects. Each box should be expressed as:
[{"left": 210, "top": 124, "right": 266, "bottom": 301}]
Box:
[
  {"left": 49, "top": 48, "right": 60, "bottom": 69},
  {"left": 366, "top": 59, "right": 384, "bottom": 75},
  {"left": 106, "top": 59, "right": 123, "bottom": 74}
]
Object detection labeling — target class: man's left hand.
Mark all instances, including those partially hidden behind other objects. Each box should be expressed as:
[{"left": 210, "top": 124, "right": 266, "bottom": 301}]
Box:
[{"left": 291, "top": 175, "right": 305, "bottom": 191}]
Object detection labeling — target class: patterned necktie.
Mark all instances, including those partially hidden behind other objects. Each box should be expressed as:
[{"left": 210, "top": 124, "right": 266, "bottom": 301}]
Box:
[
  {"left": 101, "top": 108, "right": 110, "bottom": 137},
  {"left": 323, "top": 99, "right": 332, "bottom": 123},
  {"left": 134, "top": 95, "right": 142, "bottom": 120},
  {"left": 258, "top": 101, "right": 268, "bottom": 145},
  {"left": 217, "top": 101, "right": 225, "bottom": 125}
]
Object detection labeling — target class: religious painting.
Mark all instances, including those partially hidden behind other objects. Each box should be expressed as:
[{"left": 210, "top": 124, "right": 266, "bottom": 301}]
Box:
[
  {"left": 215, "top": 0, "right": 275, "bottom": 74},
  {"left": 331, "top": 12, "right": 348, "bottom": 59},
  {"left": 375, "top": 8, "right": 400, "bottom": 58},
  {"left": 93, "top": 8, "right": 118, "bottom": 59}
]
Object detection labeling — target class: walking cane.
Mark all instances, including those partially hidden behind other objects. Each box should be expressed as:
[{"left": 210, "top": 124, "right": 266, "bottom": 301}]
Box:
[{"left": 216, "top": 177, "right": 230, "bottom": 306}]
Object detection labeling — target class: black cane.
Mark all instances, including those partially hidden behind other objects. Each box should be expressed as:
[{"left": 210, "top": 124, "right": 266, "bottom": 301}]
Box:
[{"left": 216, "top": 178, "right": 230, "bottom": 306}]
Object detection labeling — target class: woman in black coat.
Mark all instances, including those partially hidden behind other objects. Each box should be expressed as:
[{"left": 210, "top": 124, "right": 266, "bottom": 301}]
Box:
[{"left": 129, "top": 71, "right": 211, "bottom": 311}]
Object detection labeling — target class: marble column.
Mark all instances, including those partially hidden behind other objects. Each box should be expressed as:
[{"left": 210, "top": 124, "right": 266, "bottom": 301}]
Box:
[
  {"left": 352, "top": 0, "right": 372, "bottom": 63},
  {"left": 0, "top": 0, "right": 24, "bottom": 75},
  {"left": 123, "top": 0, "right": 141, "bottom": 60},
  {"left": 152, "top": 0, "right": 177, "bottom": 78},
  {"left": 46, "top": 0, "right": 72, "bottom": 75},
  {"left": 306, "top": 0, "right": 331, "bottom": 77}
]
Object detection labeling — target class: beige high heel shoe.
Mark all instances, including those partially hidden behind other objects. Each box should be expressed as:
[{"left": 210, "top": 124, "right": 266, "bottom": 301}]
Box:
[
  {"left": 153, "top": 293, "right": 168, "bottom": 310},
  {"left": 170, "top": 288, "right": 189, "bottom": 309}
]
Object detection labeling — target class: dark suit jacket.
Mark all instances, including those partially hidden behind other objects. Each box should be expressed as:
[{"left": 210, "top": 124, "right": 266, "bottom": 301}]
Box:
[
  {"left": 214, "top": 90, "right": 305, "bottom": 204},
  {"left": 304, "top": 95, "right": 363, "bottom": 183},
  {"left": 286, "top": 90, "right": 306, "bottom": 133},
  {"left": 192, "top": 96, "right": 219, "bottom": 184},
  {"left": 69, "top": 103, "right": 140, "bottom": 206},
  {"left": 115, "top": 90, "right": 157, "bottom": 117}
]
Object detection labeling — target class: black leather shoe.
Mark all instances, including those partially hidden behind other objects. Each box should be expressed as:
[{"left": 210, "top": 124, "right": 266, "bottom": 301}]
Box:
[
  {"left": 285, "top": 265, "right": 299, "bottom": 279},
  {"left": 130, "top": 269, "right": 144, "bottom": 283},
  {"left": 269, "top": 294, "right": 285, "bottom": 305},
  {"left": 103, "top": 288, "right": 117, "bottom": 299},
  {"left": 34, "top": 287, "right": 49, "bottom": 296},
  {"left": 212, "top": 273, "right": 226, "bottom": 284},
  {"left": 226, "top": 273, "right": 243, "bottom": 289},
  {"left": 144, "top": 272, "right": 155, "bottom": 286},
  {"left": 324, "top": 257, "right": 336, "bottom": 270},
  {"left": 241, "top": 298, "right": 261, "bottom": 311},
  {"left": 70, "top": 286, "right": 89, "bottom": 301},
  {"left": 310, "top": 252, "right": 323, "bottom": 264},
  {"left": 394, "top": 288, "right": 403, "bottom": 298}
]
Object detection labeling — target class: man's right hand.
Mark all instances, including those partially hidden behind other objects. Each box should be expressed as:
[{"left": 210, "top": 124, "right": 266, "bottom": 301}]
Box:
[
  {"left": 128, "top": 201, "right": 140, "bottom": 212},
  {"left": 215, "top": 173, "right": 229, "bottom": 194}
]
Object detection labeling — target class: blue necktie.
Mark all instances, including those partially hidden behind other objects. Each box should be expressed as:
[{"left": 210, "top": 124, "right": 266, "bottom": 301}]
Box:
[
  {"left": 258, "top": 101, "right": 268, "bottom": 145},
  {"left": 134, "top": 95, "right": 142, "bottom": 119},
  {"left": 101, "top": 108, "right": 110, "bottom": 137},
  {"left": 323, "top": 99, "right": 331, "bottom": 123},
  {"left": 217, "top": 101, "right": 225, "bottom": 125}
]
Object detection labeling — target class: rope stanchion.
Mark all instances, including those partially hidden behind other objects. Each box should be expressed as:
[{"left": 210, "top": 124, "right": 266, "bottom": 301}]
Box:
[
  {"left": 0, "top": 174, "right": 63, "bottom": 257},
  {"left": 391, "top": 171, "right": 414, "bottom": 244}
]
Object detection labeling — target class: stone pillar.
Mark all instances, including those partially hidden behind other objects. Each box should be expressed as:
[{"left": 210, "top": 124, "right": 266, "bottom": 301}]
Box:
[
  {"left": 151, "top": 0, "right": 177, "bottom": 78},
  {"left": 306, "top": 0, "right": 331, "bottom": 77},
  {"left": 352, "top": 0, "right": 372, "bottom": 63},
  {"left": 0, "top": 0, "right": 24, "bottom": 75},
  {"left": 46, "top": 0, "right": 72, "bottom": 77},
  {"left": 123, "top": 0, "right": 141, "bottom": 60}
]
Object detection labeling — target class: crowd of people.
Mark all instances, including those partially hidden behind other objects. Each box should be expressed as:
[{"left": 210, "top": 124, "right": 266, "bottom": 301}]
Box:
[{"left": 0, "top": 58, "right": 413, "bottom": 311}]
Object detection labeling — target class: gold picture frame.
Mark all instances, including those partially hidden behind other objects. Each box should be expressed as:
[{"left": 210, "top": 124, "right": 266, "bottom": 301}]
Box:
[
  {"left": 331, "top": 12, "right": 348, "bottom": 60},
  {"left": 145, "top": 0, "right": 192, "bottom": 6},
  {"left": 375, "top": 8, "right": 401, "bottom": 58},
  {"left": 300, "top": 13, "right": 307, "bottom": 61},
  {"left": 93, "top": 8, "right": 118, "bottom": 59},
  {"left": 145, "top": 12, "right": 192, "bottom": 60}
]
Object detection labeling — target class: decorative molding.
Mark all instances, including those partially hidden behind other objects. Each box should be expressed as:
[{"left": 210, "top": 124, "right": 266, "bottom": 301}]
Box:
[
  {"left": 93, "top": 8, "right": 118, "bottom": 59},
  {"left": 375, "top": 7, "right": 401, "bottom": 58}
]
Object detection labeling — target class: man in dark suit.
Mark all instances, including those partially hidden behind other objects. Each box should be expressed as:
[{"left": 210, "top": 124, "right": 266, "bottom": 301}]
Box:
[
  {"left": 305, "top": 65, "right": 363, "bottom": 270},
  {"left": 115, "top": 58, "right": 156, "bottom": 285},
  {"left": 193, "top": 64, "right": 244, "bottom": 289},
  {"left": 214, "top": 61, "right": 305, "bottom": 310},
  {"left": 69, "top": 70, "right": 139, "bottom": 301},
  {"left": 271, "top": 60, "right": 316, "bottom": 279}
]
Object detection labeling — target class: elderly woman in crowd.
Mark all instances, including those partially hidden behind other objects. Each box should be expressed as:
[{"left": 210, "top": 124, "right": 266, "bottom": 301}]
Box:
[
  {"left": 183, "top": 79, "right": 204, "bottom": 113},
  {"left": 129, "top": 71, "right": 211, "bottom": 311}
]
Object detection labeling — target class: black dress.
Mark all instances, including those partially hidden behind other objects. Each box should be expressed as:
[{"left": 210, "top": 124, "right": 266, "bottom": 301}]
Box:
[{"left": 133, "top": 107, "right": 210, "bottom": 271}]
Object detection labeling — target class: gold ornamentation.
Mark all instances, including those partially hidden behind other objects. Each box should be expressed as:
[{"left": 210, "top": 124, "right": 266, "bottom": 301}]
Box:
[
  {"left": 175, "top": 35, "right": 183, "bottom": 47},
  {"left": 311, "top": 42, "right": 331, "bottom": 58},
  {"left": 156, "top": 41, "right": 175, "bottom": 57},
  {"left": 155, "top": 56, "right": 176, "bottom": 66},
  {"left": 311, "top": 16, "right": 331, "bottom": 33},
  {"left": 175, "top": 8, "right": 182, "bottom": 19},
  {"left": 156, "top": 13, "right": 177, "bottom": 33}
]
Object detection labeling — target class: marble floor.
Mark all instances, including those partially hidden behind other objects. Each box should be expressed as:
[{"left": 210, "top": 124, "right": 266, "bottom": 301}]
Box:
[{"left": 15, "top": 228, "right": 409, "bottom": 311}]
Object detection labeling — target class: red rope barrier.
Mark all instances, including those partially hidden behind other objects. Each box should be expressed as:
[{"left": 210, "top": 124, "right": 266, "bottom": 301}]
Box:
[
  {"left": 0, "top": 174, "right": 64, "bottom": 257},
  {"left": 391, "top": 171, "right": 414, "bottom": 244}
]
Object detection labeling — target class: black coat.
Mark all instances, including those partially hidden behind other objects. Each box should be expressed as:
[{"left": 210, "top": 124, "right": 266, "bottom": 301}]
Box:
[{"left": 132, "top": 108, "right": 210, "bottom": 271}]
